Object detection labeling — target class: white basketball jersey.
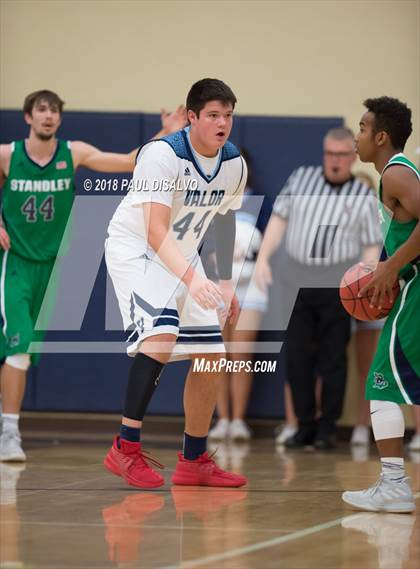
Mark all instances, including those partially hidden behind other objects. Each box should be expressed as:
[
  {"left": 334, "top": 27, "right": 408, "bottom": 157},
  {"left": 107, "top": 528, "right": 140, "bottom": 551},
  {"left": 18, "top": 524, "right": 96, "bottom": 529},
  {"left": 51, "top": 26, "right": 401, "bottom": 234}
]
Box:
[{"left": 108, "top": 127, "right": 246, "bottom": 258}]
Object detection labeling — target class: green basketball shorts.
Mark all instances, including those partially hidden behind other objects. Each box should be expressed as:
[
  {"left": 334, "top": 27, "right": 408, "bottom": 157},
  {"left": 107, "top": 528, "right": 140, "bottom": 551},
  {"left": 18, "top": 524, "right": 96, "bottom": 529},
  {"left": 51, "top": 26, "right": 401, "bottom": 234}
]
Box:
[
  {"left": 0, "top": 250, "right": 56, "bottom": 365},
  {"left": 366, "top": 265, "right": 420, "bottom": 405}
]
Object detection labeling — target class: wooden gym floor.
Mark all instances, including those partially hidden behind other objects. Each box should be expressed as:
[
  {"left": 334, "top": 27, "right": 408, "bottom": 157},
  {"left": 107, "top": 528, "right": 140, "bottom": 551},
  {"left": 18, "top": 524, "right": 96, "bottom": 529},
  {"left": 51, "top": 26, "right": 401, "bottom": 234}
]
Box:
[{"left": 1, "top": 417, "right": 419, "bottom": 569}]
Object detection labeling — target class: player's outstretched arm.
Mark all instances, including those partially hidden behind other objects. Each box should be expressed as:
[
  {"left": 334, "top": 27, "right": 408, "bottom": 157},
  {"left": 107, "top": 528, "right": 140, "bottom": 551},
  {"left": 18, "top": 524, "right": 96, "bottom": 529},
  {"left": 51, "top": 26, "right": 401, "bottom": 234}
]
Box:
[
  {"left": 143, "top": 202, "right": 223, "bottom": 311},
  {"left": 71, "top": 105, "right": 187, "bottom": 173},
  {"left": 360, "top": 166, "right": 420, "bottom": 307},
  {"left": 0, "top": 222, "right": 10, "bottom": 250},
  {"left": 71, "top": 141, "right": 139, "bottom": 173},
  {"left": 255, "top": 214, "right": 288, "bottom": 291},
  {"left": 0, "top": 144, "right": 11, "bottom": 250},
  {"left": 0, "top": 143, "right": 12, "bottom": 182}
]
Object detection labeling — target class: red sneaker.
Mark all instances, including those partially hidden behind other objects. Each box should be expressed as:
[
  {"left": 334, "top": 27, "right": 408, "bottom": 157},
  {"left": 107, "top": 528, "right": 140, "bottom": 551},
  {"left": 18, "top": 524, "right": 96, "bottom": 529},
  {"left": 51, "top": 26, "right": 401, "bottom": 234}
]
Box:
[
  {"left": 104, "top": 436, "right": 164, "bottom": 489},
  {"left": 171, "top": 452, "right": 247, "bottom": 487}
]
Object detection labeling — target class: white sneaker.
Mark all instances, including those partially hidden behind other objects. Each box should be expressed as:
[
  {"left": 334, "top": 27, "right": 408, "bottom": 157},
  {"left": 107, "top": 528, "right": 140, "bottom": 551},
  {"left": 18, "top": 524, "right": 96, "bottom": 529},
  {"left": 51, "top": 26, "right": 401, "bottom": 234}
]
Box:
[
  {"left": 275, "top": 424, "right": 297, "bottom": 445},
  {"left": 208, "top": 419, "right": 230, "bottom": 441},
  {"left": 229, "top": 419, "right": 251, "bottom": 441},
  {"left": 350, "top": 425, "right": 370, "bottom": 446},
  {"left": 0, "top": 431, "right": 26, "bottom": 462},
  {"left": 408, "top": 432, "right": 420, "bottom": 451},
  {"left": 342, "top": 475, "right": 415, "bottom": 513}
]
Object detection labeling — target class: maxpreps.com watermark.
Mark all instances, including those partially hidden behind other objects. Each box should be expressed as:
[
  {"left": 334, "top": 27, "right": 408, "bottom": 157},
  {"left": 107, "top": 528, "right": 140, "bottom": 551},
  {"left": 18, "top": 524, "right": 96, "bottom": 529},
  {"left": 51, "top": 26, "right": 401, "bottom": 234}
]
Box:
[
  {"left": 193, "top": 358, "right": 277, "bottom": 374},
  {"left": 83, "top": 177, "right": 198, "bottom": 192}
]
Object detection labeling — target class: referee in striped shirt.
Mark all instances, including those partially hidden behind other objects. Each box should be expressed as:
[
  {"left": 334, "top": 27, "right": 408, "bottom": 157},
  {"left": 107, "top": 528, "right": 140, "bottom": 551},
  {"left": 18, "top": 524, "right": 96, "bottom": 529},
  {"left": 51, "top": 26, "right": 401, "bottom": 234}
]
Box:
[{"left": 256, "top": 127, "right": 382, "bottom": 449}]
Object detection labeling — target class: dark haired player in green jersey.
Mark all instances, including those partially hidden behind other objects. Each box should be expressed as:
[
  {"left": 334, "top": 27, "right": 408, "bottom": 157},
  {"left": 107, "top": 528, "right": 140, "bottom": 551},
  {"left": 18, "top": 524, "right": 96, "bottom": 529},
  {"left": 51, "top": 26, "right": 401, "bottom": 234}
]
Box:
[
  {"left": 342, "top": 97, "right": 419, "bottom": 513},
  {"left": 0, "top": 90, "right": 187, "bottom": 461}
]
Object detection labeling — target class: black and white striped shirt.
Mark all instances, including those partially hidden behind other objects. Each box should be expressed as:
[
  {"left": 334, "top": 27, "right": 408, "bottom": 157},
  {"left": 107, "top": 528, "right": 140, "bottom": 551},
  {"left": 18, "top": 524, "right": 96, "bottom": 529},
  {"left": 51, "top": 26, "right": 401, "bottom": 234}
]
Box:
[{"left": 273, "top": 166, "right": 382, "bottom": 266}]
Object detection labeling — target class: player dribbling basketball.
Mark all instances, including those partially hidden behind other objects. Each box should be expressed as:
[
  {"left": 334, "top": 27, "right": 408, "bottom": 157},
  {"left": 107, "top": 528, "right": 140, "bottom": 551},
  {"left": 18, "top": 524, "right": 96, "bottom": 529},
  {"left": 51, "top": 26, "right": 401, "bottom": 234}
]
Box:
[{"left": 342, "top": 97, "right": 420, "bottom": 513}]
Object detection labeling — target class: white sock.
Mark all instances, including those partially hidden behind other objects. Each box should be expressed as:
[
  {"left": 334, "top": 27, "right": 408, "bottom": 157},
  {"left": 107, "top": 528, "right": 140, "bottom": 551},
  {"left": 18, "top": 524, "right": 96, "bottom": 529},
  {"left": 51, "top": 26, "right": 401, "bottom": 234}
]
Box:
[
  {"left": 2, "top": 413, "right": 19, "bottom": 434},
  {"left": 381, "top": 457, "right": 405, "bottom": 482}
]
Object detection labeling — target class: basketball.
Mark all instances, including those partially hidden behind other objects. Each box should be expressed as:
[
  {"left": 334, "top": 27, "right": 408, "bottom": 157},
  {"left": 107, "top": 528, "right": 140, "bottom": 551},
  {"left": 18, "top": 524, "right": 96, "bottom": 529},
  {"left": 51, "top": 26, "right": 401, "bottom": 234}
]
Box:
[{"left": 340, "top": 263, "right": 400, "bottom": 321}]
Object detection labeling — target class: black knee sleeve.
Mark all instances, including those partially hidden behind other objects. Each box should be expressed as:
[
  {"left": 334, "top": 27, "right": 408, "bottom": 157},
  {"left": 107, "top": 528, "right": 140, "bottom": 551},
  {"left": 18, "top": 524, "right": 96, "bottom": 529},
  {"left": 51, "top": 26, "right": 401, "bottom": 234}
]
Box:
[{"left": 123, "top": 353, "right": 164, "bottom": 421}]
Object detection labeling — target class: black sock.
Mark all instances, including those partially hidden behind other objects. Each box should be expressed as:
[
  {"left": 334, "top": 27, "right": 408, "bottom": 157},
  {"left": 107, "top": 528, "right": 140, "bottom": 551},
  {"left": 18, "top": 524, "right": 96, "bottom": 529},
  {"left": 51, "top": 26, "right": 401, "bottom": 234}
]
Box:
[
  {"left": 120, "top": 424, "right": 141, "bottom": 443},
  {"left": 183, "top": 432, "right": 207, "bottom": 460}
]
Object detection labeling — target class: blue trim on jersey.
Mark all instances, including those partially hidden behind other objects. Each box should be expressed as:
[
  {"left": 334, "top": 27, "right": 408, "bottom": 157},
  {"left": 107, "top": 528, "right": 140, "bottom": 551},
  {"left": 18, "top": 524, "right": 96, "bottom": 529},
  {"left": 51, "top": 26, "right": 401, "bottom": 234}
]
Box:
[
  {"left": 159, "top": 127, "right": 241, "bottom": 184},
  {"left": 159, "top": 130, "right": 191, "bottom": 160},
  {"left": 395, "top": 333, "right": 420, "bottom": 404},
  {"left": 222, "top": 141, "right": 241, "bottom": 161},
  {"left": 186, "top": 128, "right": 222, "bottom": 182}
]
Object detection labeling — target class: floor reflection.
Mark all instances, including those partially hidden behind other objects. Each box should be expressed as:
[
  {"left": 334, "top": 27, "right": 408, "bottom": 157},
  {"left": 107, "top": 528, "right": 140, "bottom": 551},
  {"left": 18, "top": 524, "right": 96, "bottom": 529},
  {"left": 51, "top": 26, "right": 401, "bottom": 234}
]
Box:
[
  {"left": 171, "top": 486, "right": 248, "bottom": 522},
  {"left": 342, "top": 512, "right": 417, "bottom": 569},
  {"left": 1, "top": 438, "right": 418, "bottom": 569},
  {"left": 101, "top": 486, "right": 248, "bottom": 567},
  {"left": 275, "top": 445, "right": 297, "bottom": 487},
  {"left": 102, "top": 493, "right": 165, "bottom": 566},
  {"left": 0, "top": 463, "right": 26, "bottom": 569}
]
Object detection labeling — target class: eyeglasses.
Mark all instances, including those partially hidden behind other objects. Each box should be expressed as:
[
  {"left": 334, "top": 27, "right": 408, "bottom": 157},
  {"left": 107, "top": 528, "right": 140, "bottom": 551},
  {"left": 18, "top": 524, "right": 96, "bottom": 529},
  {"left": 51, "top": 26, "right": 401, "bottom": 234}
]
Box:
[{"left": 324, "top": 151, "right": 354, "bottom": 158}]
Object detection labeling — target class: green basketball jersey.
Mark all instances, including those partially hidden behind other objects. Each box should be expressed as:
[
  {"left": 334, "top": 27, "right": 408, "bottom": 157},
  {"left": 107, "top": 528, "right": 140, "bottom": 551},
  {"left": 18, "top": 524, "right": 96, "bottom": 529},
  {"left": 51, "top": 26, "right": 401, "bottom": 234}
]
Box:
[
  {"left": 378, "top": 153, "right": 420, "bottom": 275},
  {"left": 1, "top": 139, "right": 75, "bottom": 261}
]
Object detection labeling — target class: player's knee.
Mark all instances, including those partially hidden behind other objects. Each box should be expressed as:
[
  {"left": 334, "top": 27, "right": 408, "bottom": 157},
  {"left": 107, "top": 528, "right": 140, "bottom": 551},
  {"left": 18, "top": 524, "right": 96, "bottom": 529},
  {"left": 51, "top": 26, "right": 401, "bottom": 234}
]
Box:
[
  {"left": 140, "top": 333, "right": 177, "bottom": 364},
  {"left": 5, "top": 353, "right": 31, "bottom": 371},
  {"left": 370, "top": 400, "right": 405, "bottom": 440}
]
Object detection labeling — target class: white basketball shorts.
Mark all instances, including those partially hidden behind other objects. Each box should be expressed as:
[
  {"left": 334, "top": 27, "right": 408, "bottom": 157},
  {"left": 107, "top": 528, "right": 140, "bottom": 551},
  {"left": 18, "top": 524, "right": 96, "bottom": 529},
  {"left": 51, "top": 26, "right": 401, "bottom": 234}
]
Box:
[{"left": 105, "top": 236, "right": 225, "bottom": 357}]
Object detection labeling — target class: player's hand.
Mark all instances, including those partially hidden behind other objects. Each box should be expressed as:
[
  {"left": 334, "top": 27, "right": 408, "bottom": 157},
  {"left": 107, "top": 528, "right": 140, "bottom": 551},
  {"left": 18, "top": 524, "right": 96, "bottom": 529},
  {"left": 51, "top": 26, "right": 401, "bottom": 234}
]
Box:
[
  {"left": 189, "top": 276, "right": 223, "bottom": 310},
  {"left": 255, "top": 257, "right": 272, "bottom": 292},
  {"left": 219, "top": 280, "right": 240, "bottom": 326},
  {"left": 0, "top": 226, "right": 10, "bottom": 251},
  {"left": 160, "top": 105, "right": 188, "bottom": 135},
  {"left": 359, "top": 260, "right": 399, "bottom": 309}
]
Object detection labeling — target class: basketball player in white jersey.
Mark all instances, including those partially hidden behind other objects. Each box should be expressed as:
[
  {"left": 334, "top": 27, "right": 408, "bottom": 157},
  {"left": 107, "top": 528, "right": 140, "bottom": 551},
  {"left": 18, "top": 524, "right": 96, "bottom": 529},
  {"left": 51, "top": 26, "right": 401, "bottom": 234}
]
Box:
[{"left": 104, "top": 78, "right": 248, "bottom": 489}]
